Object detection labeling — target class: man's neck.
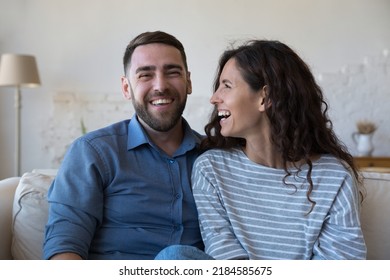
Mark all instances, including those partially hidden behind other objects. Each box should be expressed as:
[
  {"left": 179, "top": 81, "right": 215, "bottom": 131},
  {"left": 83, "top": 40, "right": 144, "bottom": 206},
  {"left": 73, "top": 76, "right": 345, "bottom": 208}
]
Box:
[{"left": 140, "top": 118, "right": 184, "bottom": 157}]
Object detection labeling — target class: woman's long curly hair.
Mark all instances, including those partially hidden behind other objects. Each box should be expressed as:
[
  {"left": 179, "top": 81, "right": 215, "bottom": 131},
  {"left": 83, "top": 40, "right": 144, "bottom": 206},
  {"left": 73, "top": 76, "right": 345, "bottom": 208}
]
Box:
[{"left": 201, "top": 40, "right": 362, "bottom": 212}]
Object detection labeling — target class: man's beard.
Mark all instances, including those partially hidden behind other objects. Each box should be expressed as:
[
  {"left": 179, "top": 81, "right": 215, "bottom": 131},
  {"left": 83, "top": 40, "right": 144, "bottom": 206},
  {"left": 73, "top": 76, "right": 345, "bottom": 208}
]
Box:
[{"left": 132, "top": 93, "right": 187, "bottom": 132}]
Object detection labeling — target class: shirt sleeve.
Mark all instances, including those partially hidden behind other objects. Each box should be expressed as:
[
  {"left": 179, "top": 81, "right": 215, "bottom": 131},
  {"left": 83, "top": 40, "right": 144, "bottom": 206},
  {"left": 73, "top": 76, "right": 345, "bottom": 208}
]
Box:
[
  {"left": 312, "top": 173, "right": 367, "bottom": 259},
  {"left": 43, "top": 137, "right": 106, "bottom": 259},
  {"left": 191, "top": 157, "right": 248, "bottom": 260}
]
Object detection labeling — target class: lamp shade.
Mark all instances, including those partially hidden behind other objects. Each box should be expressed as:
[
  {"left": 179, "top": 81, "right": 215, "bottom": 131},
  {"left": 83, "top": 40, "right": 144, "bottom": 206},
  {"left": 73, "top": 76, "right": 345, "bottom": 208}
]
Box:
[{"left": 0, "top": 54, "right": 41, "bottom": 87}]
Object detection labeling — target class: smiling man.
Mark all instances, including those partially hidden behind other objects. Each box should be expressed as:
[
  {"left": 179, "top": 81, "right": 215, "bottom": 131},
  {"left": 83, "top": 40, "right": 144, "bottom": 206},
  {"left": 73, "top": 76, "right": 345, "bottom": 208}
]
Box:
[{"left": 43, "top": 31, "right": 204, "bottom": 260}]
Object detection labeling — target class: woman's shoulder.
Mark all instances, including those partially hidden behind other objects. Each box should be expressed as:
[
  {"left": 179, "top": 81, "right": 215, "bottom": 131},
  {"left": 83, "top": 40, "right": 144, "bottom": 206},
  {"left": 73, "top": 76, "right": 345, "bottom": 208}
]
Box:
[
  {"left": 197, "top": 147, "right": 243, "bottom": 160},
  {"left": 194, "top": 147, "right": 243, "bottom": 168},
  {"left": 311, "top": 154, "right": 354, "bottom": 179},
  {"left": 315, "top": 154, "right": 348, "bottom": 168}
]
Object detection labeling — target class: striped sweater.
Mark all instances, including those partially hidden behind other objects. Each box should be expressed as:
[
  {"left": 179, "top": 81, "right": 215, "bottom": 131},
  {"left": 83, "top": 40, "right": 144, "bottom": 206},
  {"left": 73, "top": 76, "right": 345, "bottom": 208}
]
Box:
[{"left": 191, "top": 147, "right": 366, "bottom": 259}]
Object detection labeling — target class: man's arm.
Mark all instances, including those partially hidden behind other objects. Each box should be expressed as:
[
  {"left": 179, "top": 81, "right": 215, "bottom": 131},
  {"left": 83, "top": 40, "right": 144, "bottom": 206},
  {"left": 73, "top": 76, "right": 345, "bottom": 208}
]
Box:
[
  {"left": 50, "top": 252, "right": 83, "bottom": 260},
  {"left": 44, "top": 138, "right": 104, "bottom": 260}
]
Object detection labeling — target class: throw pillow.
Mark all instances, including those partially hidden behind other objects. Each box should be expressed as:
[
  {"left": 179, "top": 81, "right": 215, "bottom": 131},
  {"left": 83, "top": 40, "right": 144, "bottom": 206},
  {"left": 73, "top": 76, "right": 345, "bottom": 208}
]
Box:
[{"left": 11, "top": 172, "right": 55, "bottom": 259}]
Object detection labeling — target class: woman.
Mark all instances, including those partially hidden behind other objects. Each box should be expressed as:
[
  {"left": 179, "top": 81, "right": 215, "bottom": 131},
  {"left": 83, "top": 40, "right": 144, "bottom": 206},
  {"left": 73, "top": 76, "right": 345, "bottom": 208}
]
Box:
[{"left": 156, "top": 39, "right": 366, "bottom": 260}]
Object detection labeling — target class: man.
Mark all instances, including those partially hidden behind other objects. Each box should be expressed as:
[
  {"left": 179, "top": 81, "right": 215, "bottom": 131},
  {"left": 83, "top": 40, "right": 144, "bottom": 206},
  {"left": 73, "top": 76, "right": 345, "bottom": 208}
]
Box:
[{"left": 43, "top": 31, "right": 204, "bottom": 260}]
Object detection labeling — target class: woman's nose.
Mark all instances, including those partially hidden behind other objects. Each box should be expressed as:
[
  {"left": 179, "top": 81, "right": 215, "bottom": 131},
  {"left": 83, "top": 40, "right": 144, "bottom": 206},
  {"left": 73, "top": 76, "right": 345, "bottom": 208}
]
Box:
[{"left": 210, "top": 89, "right": 221, "bottom": 104}]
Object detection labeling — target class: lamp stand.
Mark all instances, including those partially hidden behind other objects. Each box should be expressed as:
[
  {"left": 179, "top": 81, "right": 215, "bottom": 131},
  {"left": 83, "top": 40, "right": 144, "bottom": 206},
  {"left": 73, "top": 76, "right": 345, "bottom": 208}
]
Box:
[
  {"left": 14, "top": 85, "right": 21, "bottom": 176},
  {"left": 0, "top": 54, "right": 41, "bottom": 176}
]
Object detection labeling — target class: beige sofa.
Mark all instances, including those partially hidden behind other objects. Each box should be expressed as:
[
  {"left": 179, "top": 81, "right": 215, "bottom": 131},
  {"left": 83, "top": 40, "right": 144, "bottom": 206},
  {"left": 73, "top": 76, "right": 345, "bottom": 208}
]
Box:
[{"left": 0, "top": 169, "right": 389, "bottom": 260}]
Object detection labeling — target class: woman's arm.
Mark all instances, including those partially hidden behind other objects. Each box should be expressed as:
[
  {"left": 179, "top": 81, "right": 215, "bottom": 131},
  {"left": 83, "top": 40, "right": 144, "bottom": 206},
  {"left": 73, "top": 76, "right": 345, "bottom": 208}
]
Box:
[
  {"left": 192, "top": 158, "right": 248, "bottom": 260},
  {"left": 312, "top": 173, "right": 367, "bottom": 259}
]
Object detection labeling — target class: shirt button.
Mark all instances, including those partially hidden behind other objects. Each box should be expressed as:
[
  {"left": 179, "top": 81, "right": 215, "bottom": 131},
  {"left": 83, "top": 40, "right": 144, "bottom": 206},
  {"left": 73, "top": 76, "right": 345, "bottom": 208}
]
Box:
[
  {"left": 168, "top": 159, "right": 175, "bottom": 164},
  {"left": 175, "top": 193, "right": 181, "bottom": 199}
]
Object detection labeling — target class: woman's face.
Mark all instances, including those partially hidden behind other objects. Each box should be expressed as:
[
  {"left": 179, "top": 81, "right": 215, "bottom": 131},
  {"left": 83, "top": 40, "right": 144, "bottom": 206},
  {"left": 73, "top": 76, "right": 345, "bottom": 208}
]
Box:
[{"left": 210, "top": 58, "right": 264, "bottom": 139}]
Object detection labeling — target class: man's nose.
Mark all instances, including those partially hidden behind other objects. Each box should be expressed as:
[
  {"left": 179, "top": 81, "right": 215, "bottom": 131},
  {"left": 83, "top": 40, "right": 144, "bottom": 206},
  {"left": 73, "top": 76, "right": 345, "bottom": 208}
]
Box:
[{"left": 153, "top": 73, "right": 168, "bottom": 92}]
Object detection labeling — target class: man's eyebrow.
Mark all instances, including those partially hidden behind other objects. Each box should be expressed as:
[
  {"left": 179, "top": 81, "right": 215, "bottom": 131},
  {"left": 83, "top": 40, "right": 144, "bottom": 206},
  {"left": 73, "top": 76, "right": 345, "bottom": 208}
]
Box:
[
  {"left": 135, "top": 64, "right": 183, "bottom": 74},
  {"left": 135, "top": 65, "right": 156, "bottom": 74},
  {"left": 164, "top": 64, "right": 183, "bottom": 71}
]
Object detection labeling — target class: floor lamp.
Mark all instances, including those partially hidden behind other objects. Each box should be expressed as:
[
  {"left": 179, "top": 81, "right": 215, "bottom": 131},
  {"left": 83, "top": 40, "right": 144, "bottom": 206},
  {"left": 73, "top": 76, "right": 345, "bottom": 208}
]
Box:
[{"left": 0, "top": 54, "right": 41, "bottom": 176}]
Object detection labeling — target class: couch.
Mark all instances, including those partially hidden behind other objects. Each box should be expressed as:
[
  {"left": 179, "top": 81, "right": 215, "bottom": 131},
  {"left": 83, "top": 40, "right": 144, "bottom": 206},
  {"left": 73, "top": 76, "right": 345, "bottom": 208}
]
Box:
[{"left": 0, "top": 169, "right": 389, "bottom": 260}]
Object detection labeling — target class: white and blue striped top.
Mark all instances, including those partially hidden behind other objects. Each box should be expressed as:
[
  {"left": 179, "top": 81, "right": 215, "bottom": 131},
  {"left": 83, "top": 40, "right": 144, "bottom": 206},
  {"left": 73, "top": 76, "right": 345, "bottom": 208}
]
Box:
[{"left": 191, "top": 147, "right": 366, "bottom": 259}]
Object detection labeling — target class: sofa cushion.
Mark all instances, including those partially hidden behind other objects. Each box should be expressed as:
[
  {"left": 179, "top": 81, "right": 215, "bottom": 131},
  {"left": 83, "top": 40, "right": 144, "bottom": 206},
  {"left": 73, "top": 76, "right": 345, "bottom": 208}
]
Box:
[{"left": 11, "top": 172, "right": 56, "bottom": 259}]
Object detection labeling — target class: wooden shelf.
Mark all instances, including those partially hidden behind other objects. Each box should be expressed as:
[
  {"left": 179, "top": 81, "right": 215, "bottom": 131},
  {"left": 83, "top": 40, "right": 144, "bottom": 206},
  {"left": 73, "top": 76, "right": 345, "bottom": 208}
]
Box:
[{"left": 353, "top": 157, "right": 390, "bottom": 168}]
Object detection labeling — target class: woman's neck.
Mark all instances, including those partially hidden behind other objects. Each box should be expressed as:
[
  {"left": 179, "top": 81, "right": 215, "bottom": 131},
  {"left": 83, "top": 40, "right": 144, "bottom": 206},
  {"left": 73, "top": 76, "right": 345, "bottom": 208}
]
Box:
[{"left": 243, "top": 136, "right": 284, "bottom": 169}]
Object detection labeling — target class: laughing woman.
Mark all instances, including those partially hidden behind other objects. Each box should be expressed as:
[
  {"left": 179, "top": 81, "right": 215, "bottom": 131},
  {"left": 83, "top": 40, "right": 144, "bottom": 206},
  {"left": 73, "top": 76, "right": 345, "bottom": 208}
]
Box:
[{"left": 156, "top": 39, "right": 366, "bottom": 260}]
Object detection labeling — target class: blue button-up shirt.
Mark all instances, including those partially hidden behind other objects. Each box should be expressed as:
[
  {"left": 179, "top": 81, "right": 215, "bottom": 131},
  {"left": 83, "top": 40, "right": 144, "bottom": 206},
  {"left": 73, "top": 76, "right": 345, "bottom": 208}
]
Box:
[{"left": 43, "top": 116, "right": 204, "bottom": 259}]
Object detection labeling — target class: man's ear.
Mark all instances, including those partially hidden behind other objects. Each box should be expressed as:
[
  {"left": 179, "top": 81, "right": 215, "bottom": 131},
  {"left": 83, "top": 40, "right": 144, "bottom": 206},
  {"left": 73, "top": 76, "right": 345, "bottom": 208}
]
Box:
[
  {"left": 121, "top": 76, "right": 132, "bottom": 100},
  {"left": 186, "top": 71, "right": 192, "bottom": 95}
]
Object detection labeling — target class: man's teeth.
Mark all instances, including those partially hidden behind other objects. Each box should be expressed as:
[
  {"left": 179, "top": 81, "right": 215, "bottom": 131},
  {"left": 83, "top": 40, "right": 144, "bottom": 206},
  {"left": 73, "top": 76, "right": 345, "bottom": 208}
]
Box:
[
  {"left": 151, "top": 99, "right": 172, "bottom": 105},
  {"left": 218, "top": 110, "right": 231, "bottom": 118}
]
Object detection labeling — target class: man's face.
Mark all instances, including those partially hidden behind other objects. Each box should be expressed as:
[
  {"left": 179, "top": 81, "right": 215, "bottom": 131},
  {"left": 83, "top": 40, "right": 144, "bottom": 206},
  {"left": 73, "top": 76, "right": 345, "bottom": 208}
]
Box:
[{"left": 121, "top": 43, "right": 192, "bottom": 132}]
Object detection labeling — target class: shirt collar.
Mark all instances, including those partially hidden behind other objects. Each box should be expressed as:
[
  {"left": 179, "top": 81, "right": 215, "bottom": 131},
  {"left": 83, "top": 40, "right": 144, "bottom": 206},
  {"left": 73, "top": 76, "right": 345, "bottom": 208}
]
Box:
[{"left": 127, "top": 114, "right": 202, "bottom": 156}]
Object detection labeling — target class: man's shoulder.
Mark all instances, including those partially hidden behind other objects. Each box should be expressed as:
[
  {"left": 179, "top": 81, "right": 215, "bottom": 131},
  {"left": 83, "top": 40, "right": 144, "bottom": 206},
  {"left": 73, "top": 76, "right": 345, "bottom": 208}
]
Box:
[
  {"left": 189, "top": 128, "right": 204, "bottom": 143},
  {"left": 181, "top": 118, "right": 204, "bottom": 143},
  {"left": 81, "top": 119, "right": 130, "bottom": 143},
  {"left": 64, "top": 120, "right": 131, "bottom": 163}
]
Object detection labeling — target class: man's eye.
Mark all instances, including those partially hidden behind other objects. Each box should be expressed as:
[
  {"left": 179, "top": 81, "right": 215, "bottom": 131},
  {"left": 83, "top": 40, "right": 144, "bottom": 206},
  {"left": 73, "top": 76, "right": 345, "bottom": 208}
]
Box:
[
  {"left": 139, "top": 73, "right": 151, "bottom": 79},
  {"left": 167, "top": 71, "right": 180, "bottom": 76}
]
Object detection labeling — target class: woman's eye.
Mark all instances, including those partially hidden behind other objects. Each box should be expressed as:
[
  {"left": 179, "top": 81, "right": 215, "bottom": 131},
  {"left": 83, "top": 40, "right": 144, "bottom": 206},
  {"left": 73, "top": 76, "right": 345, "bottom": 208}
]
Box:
[{"left": 224, "top": 83, "right": 231, "bottom": 89}]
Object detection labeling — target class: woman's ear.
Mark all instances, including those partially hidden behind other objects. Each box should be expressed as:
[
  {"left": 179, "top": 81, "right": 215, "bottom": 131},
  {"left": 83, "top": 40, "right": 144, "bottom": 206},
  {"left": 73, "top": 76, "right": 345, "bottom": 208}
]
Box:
[
  {"left": 258, "top": 85, "right": 270, "bottom": 111},
  {"left": 121, "top": 76, "right": 132, "bottom": 100}
]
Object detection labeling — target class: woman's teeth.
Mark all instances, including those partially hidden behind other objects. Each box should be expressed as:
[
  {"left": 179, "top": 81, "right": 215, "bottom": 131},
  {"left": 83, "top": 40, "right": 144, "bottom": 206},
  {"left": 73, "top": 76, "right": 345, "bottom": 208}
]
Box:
[{"left": 218, "top": 110, "right": 231, "bottom": 118}]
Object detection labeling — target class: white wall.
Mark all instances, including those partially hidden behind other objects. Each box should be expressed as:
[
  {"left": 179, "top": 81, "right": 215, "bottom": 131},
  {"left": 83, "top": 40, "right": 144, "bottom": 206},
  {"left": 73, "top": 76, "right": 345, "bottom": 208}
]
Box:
[{"left": 1, "top": 0, "right": 389, "bottom": 178}]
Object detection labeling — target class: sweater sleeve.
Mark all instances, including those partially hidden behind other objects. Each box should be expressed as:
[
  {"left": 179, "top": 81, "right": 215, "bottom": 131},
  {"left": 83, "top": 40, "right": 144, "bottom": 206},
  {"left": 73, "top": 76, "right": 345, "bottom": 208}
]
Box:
[
  {"left": 191, "top": 157, "right": 248, "bottom": 260},
  {"left": 312, "top": 173, "right": 367, "bottom": 259}
]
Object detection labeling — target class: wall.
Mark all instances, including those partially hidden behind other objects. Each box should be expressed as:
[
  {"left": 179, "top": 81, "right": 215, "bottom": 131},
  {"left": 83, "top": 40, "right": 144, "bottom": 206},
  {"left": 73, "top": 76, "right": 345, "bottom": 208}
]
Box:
[
  {"left": 321, "top": 50, "right": 390, "bottom": 156},
  {"left": 0, "top": 0, "right": 389, "bottom": 178}
]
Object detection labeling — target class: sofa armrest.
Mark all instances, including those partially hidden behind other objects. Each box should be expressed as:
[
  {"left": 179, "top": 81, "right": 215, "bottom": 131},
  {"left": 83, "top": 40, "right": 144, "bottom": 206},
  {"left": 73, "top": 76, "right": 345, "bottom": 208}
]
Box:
[
  {"left": 0, "top": 177, "right": 21, "bottom": 259},
  {"left": 361, "top": 171, "right": 390, "bottom": 260}
]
